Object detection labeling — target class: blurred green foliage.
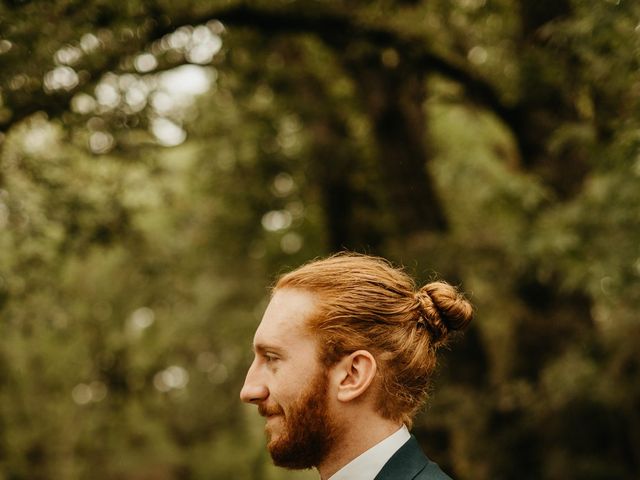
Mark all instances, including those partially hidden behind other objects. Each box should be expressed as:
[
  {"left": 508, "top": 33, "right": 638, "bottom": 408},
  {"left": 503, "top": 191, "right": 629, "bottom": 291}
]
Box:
[{"left": 1, "top": 1, "right": 639, "bottom": 479}]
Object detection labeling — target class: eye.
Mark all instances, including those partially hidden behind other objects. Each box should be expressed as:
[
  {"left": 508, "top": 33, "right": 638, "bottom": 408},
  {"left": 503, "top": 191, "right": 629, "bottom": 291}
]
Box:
[{"left": 264, "top": 353, "right": 279, "bottom": 363}]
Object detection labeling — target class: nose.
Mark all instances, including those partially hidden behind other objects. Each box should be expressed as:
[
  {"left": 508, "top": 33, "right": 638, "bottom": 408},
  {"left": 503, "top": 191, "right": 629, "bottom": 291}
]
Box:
[{"left": 239, "top": 359, "right": 269, "bottom": 404}]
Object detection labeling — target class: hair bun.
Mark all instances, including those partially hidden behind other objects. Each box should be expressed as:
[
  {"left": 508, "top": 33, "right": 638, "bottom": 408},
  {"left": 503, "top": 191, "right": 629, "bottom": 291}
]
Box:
[{"left": 415, "top": 281, "right": 473, "bottom": 344}]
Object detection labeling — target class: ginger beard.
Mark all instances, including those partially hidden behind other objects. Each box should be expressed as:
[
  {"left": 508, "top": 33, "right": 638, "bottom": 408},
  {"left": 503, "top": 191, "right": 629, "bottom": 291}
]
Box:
[{"left": 258, "top": 369, "right": 340, "bottom": 470}]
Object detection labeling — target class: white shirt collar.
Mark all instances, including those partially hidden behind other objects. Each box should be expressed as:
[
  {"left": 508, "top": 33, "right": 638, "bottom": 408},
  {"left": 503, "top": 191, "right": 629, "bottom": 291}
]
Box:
[{"left": 327, "top": 425, "right": 411, "bottom": 480}]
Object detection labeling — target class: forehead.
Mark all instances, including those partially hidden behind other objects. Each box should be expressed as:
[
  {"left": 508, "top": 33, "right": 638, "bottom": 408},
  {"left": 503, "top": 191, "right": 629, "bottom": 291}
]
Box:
[{"left": 253, "top": 288, "right": 318, "bottom": 351}]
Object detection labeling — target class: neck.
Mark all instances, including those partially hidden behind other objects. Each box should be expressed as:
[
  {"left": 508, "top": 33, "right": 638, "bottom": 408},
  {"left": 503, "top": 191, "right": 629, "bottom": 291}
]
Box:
[{"left": 316, "top": 418, "right": 403, "bottom": 480}]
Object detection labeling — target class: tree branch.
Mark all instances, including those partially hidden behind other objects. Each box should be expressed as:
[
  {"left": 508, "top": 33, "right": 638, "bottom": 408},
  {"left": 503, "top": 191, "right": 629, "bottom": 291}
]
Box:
[
  {"left": 1, "top": 2, "right": 515, "bottom": 133},
  {"left": 213, "top": 4, "right": 517, "bottom": 127}
]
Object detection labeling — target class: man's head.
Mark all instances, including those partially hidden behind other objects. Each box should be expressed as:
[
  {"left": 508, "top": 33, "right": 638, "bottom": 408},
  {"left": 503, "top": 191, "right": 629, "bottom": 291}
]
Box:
[
  {"left": 240, "top": 253, "right": 473, "bottom": 469},
  {"left": 240, "top": 288, "right": 341, "bottom": 469}
]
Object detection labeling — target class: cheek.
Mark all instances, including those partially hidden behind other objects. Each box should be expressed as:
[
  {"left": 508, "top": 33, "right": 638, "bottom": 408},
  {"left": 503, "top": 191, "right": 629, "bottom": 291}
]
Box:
[
  {"left": 272, "top": 378, "right": 306, "bottom": 410},
  {"left": 276, "top": 366, "right": 303, "bottom": 388},
  {"left": 274, "top": 385, "right": 296, "bottom": 408},
  {"left": 271, "top": 352, "right": 323, "bottom": 405}
]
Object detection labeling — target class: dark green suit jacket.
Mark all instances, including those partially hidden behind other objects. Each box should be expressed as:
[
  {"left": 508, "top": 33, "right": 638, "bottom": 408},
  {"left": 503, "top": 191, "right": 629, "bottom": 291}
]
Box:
[{"left": 374, "top": 436, "right": 453, "bottom": 480}]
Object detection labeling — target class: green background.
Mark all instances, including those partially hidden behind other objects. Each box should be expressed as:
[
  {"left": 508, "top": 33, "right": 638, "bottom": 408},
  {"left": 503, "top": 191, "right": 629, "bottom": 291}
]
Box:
[{"left": 1, "top": 1, "right": 639, "bottom": 479}]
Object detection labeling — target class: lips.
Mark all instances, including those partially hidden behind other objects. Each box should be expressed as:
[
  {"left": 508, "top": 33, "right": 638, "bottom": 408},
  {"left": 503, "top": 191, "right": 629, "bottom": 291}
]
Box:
[
  {"left": 259, "top": 403, "right": 284, "bottom": 418},
  {"left": 265, "top": 412, "right": 284, "bottom": 427}
]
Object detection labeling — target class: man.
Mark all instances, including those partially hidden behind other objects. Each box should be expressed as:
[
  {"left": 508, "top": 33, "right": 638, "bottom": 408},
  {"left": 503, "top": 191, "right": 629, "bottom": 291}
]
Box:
[{"left": 240, "top": 252, "right": 473, "bottom": 479}]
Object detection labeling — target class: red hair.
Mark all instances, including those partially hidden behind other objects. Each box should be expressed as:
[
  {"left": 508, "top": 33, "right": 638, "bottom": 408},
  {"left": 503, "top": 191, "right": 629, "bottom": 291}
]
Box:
[{"left": 275, "top": 252, "right": 473, "bottom": 426}]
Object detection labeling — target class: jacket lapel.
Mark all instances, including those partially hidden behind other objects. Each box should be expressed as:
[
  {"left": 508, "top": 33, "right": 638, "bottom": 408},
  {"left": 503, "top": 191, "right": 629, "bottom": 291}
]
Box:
[{"left": 374, "top": 436, "right": 429, "bottom": 480}]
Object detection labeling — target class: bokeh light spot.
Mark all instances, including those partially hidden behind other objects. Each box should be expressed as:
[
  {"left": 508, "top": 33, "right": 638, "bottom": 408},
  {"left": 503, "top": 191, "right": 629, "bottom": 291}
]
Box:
[
  {"left": 151, "top": 117, "right": 186, "bottom": 147},
  {"left": 54, "top": 45, "right": 82, "bottom": 66},
  {"left": 71, "top": 93, "right": 97, "bottom": 114},
  {"left": 468, "top": 46, "right": 488, "bottom": 65},
  {"left": 95, "top": 83, "right": 120, "bottom": 109},
  {"left": 261, "top": 210, "right": 292, "bottom": 232},
  {"left": 154, "top": 366, "right": 189, "bottom": 392},
  {"left": 134, "top": 53, "right": 158, "bottom": 73},
  {"left": 89, "top": 131, "right": 114, "bottom": 154},
  {"left": 44, "top": 66, "right": 79, "bottom": 92},
  {"left": 129, "top": 307, "right": 155, "bottom": 331},
  {"left": 159, "top": 64, "right": 212, "bottom": 96},
  {"left": 280, "top": 232, "right": 303, "bottom": 254},
  {"left": 273, "top": 172, "right": 295, "bottom": 197},
  {"left": 80, "top": 33, "right": 100, "bottom": 52},
  {"left": 72, "top": 384, "right": 93, "bottom": 405},
  {"left": 0, "top": 39, "right": 12, "bottom": 54}
]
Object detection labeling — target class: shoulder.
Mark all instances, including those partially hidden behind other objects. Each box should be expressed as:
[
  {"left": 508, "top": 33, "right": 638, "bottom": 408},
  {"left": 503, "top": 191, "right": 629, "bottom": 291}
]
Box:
[
  {"left": 415, "top": 459, "right": 453, "bottom": 480},
  {"left": 375, "top": 436, "right": 453, "bottom": 480}
]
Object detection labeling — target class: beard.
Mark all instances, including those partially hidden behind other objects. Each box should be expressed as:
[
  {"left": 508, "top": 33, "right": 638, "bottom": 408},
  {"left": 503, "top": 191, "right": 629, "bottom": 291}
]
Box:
[{"left": 258, "top": 370, "right": 340, "bottom": 470}]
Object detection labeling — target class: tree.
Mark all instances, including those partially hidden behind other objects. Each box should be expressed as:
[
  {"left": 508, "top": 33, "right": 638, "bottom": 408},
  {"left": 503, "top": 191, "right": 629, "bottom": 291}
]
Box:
[{"left": 1, "top": 1, "right": 639, "bottom": 479}]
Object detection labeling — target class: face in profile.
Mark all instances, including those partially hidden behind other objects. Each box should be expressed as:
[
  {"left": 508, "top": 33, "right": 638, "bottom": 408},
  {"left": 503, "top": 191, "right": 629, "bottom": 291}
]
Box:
[{"left": 240, "top": 288, "right": 341, "bottom": 469}]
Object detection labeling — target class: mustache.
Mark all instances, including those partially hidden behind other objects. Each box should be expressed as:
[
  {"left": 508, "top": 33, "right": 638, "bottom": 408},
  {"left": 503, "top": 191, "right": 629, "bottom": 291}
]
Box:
[{"left": 258, "top": 403, "right": 284, "bottom": 417}]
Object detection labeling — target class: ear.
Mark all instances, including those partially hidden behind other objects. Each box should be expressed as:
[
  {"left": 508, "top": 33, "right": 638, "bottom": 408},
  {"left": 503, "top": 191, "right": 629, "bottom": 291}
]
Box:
[{"left": 332, "top": 350, "right": 377, "bottom": 403}]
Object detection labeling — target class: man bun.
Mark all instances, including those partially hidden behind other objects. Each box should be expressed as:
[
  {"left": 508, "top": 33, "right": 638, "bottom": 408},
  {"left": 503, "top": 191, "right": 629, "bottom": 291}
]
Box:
[{"left": 415, "top": 281, "right": 473, "bottom": 346}]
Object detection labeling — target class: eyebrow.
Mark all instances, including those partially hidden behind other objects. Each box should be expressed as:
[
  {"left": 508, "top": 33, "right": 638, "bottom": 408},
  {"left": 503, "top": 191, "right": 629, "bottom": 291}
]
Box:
[{"left": 253, "top": 343, "right": 285, "bottom": 356}]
